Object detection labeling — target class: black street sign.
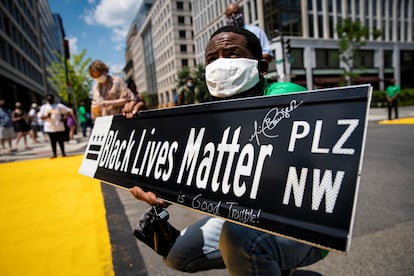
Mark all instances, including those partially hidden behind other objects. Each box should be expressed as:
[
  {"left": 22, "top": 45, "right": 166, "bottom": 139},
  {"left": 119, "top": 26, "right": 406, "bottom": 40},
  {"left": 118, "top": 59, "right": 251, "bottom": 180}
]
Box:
[{"left": 79, "top": 84, "right": 372, "bottom": 252}]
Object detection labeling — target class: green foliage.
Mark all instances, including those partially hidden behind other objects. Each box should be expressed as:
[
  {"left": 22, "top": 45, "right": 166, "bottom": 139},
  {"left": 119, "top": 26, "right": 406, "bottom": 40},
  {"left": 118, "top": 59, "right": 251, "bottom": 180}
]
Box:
[
  {"left": 193, "top": 64, "right": 210, "bottom": 103},
  {"left": 176, "top": 67, "right": 191, "bottom": 87},
  {"left": 371, "top": 89, "right": 414, "bottom": 107},
  {"left": 336, "top": 18, "right": 381, "bottom": 85},
  {"left": 140, "top": 91, "right": 158, "bottom": 109},
  {"left": 176, "top": 65, "right": 211, "bottom": 103},
  {"left": 47, "top": 49, "right": 92, "bottom": 105}
]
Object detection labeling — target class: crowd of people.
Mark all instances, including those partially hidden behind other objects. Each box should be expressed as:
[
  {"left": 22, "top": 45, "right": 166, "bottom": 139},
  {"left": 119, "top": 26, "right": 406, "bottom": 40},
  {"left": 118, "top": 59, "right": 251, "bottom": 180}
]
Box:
[
  {"left": 0, "top": 96, "right": 95, "bottom": 156},
  {"left": 0, "top": 99, "right": 77, "bottom": 155},
  {"left": 1, "top": 99, "right": 46, "bottom": 154},
  {"left": 0, "top": 57, "right": 146, "bottom": 157}
]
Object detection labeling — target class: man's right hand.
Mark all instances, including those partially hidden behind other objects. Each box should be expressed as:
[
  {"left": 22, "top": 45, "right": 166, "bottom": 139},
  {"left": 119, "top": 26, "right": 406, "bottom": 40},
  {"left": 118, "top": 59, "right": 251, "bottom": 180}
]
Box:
[{"left": 129, "top": 186, "right": 168, "bottom": 207}]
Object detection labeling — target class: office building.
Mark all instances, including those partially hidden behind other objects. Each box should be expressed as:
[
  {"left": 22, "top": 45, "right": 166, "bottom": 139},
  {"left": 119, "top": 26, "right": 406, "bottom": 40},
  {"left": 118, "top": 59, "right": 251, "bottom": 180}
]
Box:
[
  {"left": 125, "top": 0, "right": 195, "bottom": 108},
  {"left": 126, "top": 0, "right": 414, "bottom": 107},
  {"left": 192, "top": 0, "right": 414, "bottom": 90},
  {"left": 0, "top": 0, "right": 66, "bottom": 110}
]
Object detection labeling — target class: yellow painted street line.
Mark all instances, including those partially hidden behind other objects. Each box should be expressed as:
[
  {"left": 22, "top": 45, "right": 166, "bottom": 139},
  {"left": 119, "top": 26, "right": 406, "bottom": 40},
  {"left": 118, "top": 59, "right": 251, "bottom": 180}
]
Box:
[
  {"left": 378, "top": 117, "right": 414, "bottom": 125},
  {"left": 0, "top": 155, "right": 114, "bottom": 276}
]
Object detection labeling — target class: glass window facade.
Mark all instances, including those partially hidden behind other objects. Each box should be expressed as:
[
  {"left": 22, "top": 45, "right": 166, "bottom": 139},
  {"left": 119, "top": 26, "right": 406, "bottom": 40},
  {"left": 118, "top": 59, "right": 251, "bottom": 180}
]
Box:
[
  {"left": 316, "top": 49, "right": 339, "bottom": 68},
  {"left": 354, "top": 50, "right": 374, "bottom": 67},
  {"left": 263, "top": 0, "right": 302, "bottom": 37}
]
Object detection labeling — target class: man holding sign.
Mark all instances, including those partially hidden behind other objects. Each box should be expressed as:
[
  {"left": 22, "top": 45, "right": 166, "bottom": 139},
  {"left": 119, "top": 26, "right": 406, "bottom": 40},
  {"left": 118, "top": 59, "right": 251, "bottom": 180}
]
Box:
[{"left": 128, "top": 26, "right": 326, "bottom": 275}]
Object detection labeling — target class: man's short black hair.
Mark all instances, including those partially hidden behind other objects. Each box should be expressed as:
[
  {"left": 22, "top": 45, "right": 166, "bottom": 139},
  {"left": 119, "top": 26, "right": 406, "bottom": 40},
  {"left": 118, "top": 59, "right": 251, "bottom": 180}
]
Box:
[{"left": 210, "top": 26, "right": 263, "bottom": 61}]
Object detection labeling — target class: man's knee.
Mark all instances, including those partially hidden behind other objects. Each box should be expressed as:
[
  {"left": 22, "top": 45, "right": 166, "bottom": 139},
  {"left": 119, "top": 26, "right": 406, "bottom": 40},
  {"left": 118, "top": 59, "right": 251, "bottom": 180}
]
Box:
[
  {"left": 220, "top": 221, "right": 236, "bottom": 250},
  {"left": 220, "top": 221, "right": 252, "bottom": 254}
]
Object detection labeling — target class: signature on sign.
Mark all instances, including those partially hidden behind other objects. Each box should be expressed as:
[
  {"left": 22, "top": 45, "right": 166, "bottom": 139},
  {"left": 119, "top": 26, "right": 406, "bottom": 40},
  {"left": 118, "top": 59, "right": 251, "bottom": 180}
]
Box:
[{"left": 250, "top": 100, "right": 303, "bottom": 146}]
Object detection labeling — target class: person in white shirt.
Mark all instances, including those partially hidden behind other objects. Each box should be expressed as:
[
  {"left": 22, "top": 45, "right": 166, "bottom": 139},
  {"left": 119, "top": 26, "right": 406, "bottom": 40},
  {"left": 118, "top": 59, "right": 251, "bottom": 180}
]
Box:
[{"left": 38, "top": 94, "right": 73, "bottom": 158}]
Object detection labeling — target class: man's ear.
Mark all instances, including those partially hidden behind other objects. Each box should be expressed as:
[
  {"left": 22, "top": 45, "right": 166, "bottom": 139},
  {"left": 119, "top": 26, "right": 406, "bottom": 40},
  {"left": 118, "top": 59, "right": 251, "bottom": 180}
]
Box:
[{"left": 259, "top": 59, "right": 269, "bottom": 76}]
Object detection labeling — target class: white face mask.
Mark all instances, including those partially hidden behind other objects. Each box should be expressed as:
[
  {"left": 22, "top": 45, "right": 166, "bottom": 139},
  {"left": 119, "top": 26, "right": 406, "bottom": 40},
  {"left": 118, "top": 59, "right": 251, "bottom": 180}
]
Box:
[
  {"left": 95, "top": 74, "right": 107, "bottom": 84},
  {"left": 205, "top": 58, "right": 259, "bottom": 98}
]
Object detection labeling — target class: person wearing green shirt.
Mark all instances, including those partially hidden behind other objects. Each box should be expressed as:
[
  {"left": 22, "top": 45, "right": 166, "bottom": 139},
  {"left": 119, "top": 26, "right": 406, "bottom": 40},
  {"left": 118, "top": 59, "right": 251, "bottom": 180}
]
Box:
[
  {"left": 78, "top": 102, "right": 88, "bottom": 137},
  {"left": 386, "top": 79, "right": 400, "bottom": 120}
]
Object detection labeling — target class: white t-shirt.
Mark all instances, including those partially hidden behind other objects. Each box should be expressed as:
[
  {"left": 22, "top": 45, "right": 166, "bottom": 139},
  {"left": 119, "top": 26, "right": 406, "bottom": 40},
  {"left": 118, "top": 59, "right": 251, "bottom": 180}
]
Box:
[
  {"left": 244, "top": 24, "right": 272, "bottom": 57},
  {"left": 38, "top": 103, "right": 70, "bottom": 132},
  {"left": 28, "top": 108, "right": 40, "bottom": 126}
]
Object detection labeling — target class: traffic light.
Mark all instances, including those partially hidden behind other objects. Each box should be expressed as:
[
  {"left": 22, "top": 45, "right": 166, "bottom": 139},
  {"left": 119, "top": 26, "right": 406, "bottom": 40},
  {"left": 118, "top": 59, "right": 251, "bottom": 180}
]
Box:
[
  {"left": 64, "top": 39, "right": 70, "bottom": 60},
  {"left": 284, "top": 38, "right": 291, "bottom": 56}
]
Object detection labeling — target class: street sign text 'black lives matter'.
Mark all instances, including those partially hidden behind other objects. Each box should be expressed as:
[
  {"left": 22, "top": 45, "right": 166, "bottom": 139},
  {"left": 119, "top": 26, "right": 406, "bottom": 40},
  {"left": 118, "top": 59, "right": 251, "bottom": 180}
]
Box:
[{"left": 79, "top": 85, "right": 372, "bottom": 252}]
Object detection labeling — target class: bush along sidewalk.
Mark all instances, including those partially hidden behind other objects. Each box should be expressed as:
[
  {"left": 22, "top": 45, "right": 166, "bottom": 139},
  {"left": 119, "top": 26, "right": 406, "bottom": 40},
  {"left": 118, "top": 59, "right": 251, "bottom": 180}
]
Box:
[{"left": 371, "top": 89, "right": 414, "bottom": 108}]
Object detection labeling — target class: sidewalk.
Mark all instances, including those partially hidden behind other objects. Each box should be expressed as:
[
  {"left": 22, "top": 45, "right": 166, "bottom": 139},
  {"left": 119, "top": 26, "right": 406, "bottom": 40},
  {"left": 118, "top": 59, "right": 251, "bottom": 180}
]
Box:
[
  {"left": 0, "top": 132, "right": 90, "bottom": 163},
  {"left": 367, "top": 105, "right": 414, "bottom": 123}
]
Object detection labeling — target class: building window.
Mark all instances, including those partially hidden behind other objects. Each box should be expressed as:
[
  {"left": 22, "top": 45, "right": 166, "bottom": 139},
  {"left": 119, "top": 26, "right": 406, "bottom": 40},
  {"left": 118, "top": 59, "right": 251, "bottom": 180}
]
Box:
[
  {"left": 182, "top": 59, "right": 188, "bottom": 67},
  {"left": 179, "top": 30, "right": 186, "bottom": 39},
  {"left": 354, "top": 50, "right": 374, "bottom": 68},
  {"left": 263, "top": 2, "right": 302, "bottom": 37},
  {"left": 180, "top": 44, "right": 187, "bottom": 52},
  {"left": 177, "top": 1, "right": 183, "bottom": 10},
  {"left": 178, "top": 16, "right": 185, "bottom": 25},
  {"left": 315, "top": 49, "right": 339, "bottom": 68},
  {"left": 290, "top": 48, "right": 304, "bottom": 68}
]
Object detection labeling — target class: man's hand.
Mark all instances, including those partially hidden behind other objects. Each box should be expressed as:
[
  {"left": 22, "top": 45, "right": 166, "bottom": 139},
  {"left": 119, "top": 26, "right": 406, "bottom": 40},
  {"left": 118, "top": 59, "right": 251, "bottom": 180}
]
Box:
[
  {"left": 122, "top": 101, "right": 145, "bottom": 119},
  {"left": 129, "top": 186, "right": 167, "bottom": 207}
]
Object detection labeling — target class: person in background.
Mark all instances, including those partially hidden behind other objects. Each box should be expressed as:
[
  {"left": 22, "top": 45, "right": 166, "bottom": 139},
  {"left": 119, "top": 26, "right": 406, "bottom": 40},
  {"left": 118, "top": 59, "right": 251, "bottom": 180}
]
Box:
[
  {"left": 127, "top": 80, "right": 145, "bottom": 106},
  {"left": 385, "top": 78, "right": 400, "bottom": 120},
  {"left": 122, "top": 80, "right": 146, "bottom": 119},
  {"left": 88, "top": 60, "right": 136, "bottom": 120},
  {"left": 225, "top": 2, "right": 273, "bottom": 64},
  {"left": 28, "top": 103, "right": 41, "bottom": 144},
  {"left": 38, "top": 99, "right": 49, "bottom": 143},
  {"left": 38, "top": 94, "right": 73, "bottom": 158},
  {"left": 0, "top": 99, "right": 15, "bottom": 154},
  {"left": 176, "top": 76, "right": 196, "bottom": 106},
  {"left": 128, "top": 26, "right": 326, "bottom": 275},
  {"left": 66, "top": 104, "right": 77, "bottom": 143},
  {"left": 78, "top": 102, "right": 88, "bottom": 137},
  {"left": 11, "top": 101, "right": 30, "bottom": 150}
]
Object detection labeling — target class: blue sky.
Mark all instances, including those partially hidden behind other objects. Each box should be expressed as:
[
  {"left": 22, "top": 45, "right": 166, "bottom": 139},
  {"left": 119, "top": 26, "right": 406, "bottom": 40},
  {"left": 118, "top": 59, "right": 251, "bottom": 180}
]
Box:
[{"left": 48, "top": 0, "right": 142, "bottom": 74}]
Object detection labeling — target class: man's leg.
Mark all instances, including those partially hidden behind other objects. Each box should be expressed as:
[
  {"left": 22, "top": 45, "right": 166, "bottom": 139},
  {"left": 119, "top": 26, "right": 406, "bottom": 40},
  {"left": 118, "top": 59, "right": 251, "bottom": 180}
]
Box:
[
  {"left": 388, "top": 103, "right": 392, "bottom": 120},
  {"left": 0, "top": 138, "right": 4, "bottom": 152},
  {"left": 57, "top": 131, "right": 66, "bottom": 156},
  {"left": 164, "top": 217, "right": 225, "bottom": 272},
  {"left": 81, "top": 122, "right": 87, "bottom": 137},
  {"left": 48, "top": 132, "right": 57, "bottom": 157},
  {"left": 394, "top": 99, "right": 399, "bottom": 119},
  {"left": 220, "top": 222, "right": 323, "bottom": 276}
]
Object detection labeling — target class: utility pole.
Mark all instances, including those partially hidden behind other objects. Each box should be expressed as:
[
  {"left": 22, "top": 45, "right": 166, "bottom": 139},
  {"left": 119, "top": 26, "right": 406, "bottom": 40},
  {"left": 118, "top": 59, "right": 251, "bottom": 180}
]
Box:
[{"left": 274, "top": 35, "right": 291, "bottom": 82}]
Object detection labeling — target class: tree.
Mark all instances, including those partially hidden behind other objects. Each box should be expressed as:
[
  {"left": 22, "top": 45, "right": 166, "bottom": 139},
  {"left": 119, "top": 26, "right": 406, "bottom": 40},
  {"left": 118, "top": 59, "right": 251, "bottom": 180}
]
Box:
[
  {"left": 47, "top": 49, "right": 92, "bottom": 107},
  {"left": 139, "top": 91, "right": 157, "bottom": 109},
  {"left": 193, "top": 64, "right": 210, "bottom": 103},
  {"left": 176, "top": 64, "right": 210, "bottom": 104},
  {"left": 176, "top": 67, "right": 191, "bottom": 88},
  {"left": 336, "top": 18, "right": 381, "bottom": 85}
]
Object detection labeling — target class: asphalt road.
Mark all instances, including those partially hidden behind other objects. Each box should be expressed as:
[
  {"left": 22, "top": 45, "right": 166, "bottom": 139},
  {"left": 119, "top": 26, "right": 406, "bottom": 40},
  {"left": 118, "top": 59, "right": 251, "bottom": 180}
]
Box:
[
  {"left": 113, "top": 121, "right": 414, "bottom": 275},
  {"left": 305, "top": 122, "right": 414, "bottom": 275}
]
